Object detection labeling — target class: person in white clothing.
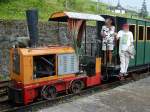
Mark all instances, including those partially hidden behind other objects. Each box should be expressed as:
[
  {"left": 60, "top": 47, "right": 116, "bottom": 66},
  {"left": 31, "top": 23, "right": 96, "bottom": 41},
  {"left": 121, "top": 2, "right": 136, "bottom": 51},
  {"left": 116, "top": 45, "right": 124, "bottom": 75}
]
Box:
[
  {"left": 117, "top": 24, "right": 134, "bottom": 79},
  {"left": 101, "top": 17, "right": 115, "bottom": 65}
]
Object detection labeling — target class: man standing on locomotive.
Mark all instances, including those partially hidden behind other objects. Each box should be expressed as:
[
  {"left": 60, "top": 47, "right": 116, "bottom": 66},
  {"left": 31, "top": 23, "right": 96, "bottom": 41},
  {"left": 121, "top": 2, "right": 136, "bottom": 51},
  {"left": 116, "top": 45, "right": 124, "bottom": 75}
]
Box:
[
  {"left": 117, "top": 24, "right": 135, "bottom": 80},
  {"left": 101, "top": 17, "right": 115, "bottom": 65}
]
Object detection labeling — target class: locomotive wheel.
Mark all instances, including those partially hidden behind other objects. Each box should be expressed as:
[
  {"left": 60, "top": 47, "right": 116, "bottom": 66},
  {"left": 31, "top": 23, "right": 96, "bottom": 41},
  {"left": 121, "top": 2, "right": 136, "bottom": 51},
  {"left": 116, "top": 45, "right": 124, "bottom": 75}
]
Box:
[
  {"left": 70, "top": 80, "right": 84, "bottom": 94},
  {"left": 41, "top": 86, "right": 56, "bottom": 100}
]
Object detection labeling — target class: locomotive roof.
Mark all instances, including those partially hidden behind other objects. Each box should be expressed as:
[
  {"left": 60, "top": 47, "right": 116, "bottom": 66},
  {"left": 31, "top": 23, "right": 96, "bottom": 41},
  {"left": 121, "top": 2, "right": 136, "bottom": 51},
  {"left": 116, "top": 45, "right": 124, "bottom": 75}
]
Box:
[{"left": 49, "top": 11, "right": 105, "bottom": 22}]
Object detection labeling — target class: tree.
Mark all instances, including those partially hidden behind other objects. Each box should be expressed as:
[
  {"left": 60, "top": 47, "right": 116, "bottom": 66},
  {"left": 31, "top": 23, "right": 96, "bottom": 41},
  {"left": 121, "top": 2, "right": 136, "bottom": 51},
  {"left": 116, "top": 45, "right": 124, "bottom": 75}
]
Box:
[
  {"left": 64, "top": 0, "right": 76, "bottom": 9},
  {"left": 139, "top": 0, "right": 148, "bottom": 18},
  {"left": 0, "top": 0, "right": 10, "bottom": 3}
]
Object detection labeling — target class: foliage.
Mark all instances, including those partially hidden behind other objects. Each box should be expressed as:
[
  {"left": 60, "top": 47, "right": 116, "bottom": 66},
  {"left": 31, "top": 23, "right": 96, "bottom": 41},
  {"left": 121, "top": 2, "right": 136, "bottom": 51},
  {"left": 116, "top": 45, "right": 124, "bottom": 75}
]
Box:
[
  {"left": 0, "top": 0, "right": 10, "bottom": 3},
  {"left": 0, "top": 0, "right": 133, "bottom": 21},
  {"left": 69, "top": 25, "right": 83, "bottom": 58},
  {"left": 139, "top": 0, "right": 148, "bottom": 18}
]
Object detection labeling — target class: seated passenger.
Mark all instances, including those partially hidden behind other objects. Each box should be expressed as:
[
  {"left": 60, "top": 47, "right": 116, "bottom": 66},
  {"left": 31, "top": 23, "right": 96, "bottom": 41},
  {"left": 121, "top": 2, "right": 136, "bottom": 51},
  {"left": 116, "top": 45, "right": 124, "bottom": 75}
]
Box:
[
  {"left": 101, "top": 17, "right": 116, "bottom": 65},
  {"left": 116, "top": 24, "right": 135, "bottom": 80}
]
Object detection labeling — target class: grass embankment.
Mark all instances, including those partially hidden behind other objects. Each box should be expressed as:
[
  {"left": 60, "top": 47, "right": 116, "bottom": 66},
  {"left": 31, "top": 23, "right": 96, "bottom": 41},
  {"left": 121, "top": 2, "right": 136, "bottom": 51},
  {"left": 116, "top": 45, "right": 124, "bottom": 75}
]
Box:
[{"left": 0, "top": 0, "right": 137, "bottom": 21}]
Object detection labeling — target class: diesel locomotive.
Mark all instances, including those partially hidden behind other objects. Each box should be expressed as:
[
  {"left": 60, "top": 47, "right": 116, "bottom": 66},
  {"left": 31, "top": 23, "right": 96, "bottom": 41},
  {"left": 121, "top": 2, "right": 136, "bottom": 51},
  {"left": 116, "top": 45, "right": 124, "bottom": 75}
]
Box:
[{"left": 8, "top": 10, "right": 150, "bottom": 105}]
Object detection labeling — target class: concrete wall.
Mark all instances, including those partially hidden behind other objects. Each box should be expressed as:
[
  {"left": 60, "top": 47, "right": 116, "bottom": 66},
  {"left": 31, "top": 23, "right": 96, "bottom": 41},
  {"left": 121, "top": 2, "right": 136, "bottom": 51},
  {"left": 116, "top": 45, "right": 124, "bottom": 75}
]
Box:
[{"left": 0, "top": 20, "right": 97, "bottom": 80}]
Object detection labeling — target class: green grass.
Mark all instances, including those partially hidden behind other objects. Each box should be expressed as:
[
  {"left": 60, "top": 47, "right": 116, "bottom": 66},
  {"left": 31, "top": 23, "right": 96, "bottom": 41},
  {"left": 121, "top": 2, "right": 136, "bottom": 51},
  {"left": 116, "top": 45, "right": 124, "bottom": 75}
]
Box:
[
  {"left": 0, "top": 0, "right": 140, "bottom": 21},
  {"left": 0, "top": 0, "right": 106, "bottom": 21}
]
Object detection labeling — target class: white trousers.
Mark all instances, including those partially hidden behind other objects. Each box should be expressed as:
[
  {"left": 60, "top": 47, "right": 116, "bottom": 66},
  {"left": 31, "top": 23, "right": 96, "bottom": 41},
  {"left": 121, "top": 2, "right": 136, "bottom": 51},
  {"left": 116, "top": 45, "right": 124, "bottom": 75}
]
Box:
[{"left": 119, "top": 51, "right": 130, "bottom": 74}]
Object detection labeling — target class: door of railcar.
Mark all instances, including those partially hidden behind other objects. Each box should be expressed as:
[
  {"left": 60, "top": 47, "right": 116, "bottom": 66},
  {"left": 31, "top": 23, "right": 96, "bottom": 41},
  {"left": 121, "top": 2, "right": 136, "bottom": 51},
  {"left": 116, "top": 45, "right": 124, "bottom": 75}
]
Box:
[
  {"left": 136, "top": 20, "right": 145, "bottom": 66},
  {"left": 144, "top": 22, "right": 150, "bottom": 64},
  {"left": 97, "top": 15, "right": 119, "bottom": 78},
  {"left": 116, "top": 17, "right": 138, "bottom": 67},
  {"left": 127, "top": 19, "right": 137, "bottom": 67},
  {"left": 97, "top": 15, "right": 118, "bottom": 64}
]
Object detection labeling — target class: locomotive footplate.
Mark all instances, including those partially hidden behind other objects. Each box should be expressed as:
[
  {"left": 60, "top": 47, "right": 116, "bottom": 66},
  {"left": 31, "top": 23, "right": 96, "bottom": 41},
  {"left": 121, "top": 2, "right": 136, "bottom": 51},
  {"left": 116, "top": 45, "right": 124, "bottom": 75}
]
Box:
[{"left": 102, "top": 64, "right": 120, "bottom": 77}]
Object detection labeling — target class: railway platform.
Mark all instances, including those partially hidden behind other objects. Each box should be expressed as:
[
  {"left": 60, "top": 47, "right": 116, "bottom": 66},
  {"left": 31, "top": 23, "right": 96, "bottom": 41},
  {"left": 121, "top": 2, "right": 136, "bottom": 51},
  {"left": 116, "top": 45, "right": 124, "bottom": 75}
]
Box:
[{"left": 39, "top": 77, "right": 150, "bottom": 112}]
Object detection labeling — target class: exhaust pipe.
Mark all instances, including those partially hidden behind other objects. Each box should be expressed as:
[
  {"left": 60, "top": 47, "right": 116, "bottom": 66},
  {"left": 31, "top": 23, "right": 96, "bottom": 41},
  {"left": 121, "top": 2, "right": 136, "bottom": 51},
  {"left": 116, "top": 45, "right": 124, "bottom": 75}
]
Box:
[{"left": 26, "top": 9, "right": 38, "bottom": 47}]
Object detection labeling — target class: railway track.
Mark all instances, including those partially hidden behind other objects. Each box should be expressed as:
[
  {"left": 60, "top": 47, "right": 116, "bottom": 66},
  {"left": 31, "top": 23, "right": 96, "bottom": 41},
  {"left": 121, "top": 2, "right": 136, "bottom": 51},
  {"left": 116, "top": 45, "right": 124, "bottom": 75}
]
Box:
[{"left": 0, "top": 72, "right": 150, "bottom": 112}]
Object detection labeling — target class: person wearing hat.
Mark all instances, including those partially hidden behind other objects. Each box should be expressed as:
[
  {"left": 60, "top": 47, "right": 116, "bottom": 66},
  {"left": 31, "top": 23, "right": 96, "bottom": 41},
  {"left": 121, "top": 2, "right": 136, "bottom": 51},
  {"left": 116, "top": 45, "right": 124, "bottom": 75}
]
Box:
[
  {"left": 101, "top": 17, "right": 116, "bottom": 65},
  {"left": 116, "top": 24, "right": 135, "bottom": 80}
]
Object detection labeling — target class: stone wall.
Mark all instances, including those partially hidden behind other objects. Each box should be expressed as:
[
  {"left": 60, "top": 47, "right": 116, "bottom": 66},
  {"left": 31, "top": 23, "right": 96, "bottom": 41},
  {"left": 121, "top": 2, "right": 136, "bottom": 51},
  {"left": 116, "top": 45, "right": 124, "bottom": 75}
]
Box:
[{"left": 0, "top": 20, "right": 97, "bottom": 80}]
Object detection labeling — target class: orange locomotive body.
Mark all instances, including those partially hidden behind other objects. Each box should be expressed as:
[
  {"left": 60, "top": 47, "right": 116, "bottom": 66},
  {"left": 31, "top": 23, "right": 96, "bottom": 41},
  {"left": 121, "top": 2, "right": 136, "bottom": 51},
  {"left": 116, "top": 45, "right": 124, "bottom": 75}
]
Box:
[{"left": 9, "top": 46, "right": 102, "bottom": 104}]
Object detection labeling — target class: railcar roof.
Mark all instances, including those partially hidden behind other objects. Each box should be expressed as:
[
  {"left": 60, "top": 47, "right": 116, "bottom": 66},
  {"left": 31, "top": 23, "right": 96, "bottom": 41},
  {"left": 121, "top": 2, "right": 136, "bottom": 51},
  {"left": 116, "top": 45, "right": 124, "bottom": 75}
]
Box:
[
  {"left": 101, "top": 14, "right": 150, "bottom": 22},
  {"left": 49, "top": 11, "right": 105, "bottom": 22}
]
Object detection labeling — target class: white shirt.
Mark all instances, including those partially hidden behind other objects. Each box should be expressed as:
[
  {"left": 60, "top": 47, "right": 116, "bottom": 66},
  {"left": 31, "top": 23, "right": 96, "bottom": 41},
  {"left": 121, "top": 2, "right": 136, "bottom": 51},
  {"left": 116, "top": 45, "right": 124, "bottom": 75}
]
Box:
[{"left": 117, "top": 30, "right": 134, "bottom": 52}]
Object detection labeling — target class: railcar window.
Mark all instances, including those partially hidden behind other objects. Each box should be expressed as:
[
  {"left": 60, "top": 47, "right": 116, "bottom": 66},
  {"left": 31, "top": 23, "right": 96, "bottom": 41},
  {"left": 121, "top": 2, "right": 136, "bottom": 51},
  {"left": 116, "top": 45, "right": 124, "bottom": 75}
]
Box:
[
  {"left": 147, "top": 27, "right": 150, "bottom": 40},
  {"left": 138, "top": 26, "right": 144, "bottom": 40},
  {"left": 33, "top": 55, "right": 56, "bottom": 78},
  {"left": 129, "top": 25, "right": 136, "bottom": 40}
]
